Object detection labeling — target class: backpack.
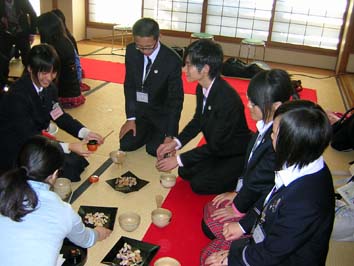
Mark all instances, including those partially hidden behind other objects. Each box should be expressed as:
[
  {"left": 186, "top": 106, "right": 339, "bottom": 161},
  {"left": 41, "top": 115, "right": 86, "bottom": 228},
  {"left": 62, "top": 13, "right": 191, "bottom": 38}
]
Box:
[{"left": 331, "top": 107, "right": 354, "bottom": 151}]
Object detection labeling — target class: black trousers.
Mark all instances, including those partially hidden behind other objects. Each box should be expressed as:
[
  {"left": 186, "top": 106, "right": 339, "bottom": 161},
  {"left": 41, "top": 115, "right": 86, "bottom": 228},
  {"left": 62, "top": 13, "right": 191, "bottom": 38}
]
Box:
[
  {"left": 0, "top": 31, "right": 31, "bottom": 88},
  {"left": 61, "top": 153, "right": 89, "bottom": 182},
  {"left": 178, "top": 154, "right": 245, "bottom": 195},
  {"left": 120, "top": 116, "right": 166, "bottom": 157}
]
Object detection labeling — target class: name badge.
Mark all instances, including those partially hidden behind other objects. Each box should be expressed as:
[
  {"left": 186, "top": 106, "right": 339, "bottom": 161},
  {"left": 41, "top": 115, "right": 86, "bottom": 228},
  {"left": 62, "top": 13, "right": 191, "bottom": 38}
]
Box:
[
  {"left": 253, "top": 224, "right": 265, "bottom": 244},
  {"left": 50, "top": 103, "right": 64, "bottom": 120},
  {"left": 137, "top": 91, "right": 149, "bottom": 103}
]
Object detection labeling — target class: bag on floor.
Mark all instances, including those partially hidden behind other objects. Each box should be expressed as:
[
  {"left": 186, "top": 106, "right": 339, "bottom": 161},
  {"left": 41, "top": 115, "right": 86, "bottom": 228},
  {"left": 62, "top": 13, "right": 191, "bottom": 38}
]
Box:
[
  {"left": 331, "top": 107, "right": 354, "bottom": 151},
  {"left": 221, "top": 57, "right": 263, "bottom": 79}
]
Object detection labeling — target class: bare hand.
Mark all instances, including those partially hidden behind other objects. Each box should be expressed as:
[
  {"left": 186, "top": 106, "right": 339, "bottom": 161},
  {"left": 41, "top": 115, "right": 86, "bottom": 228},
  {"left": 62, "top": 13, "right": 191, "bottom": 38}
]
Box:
[
  {"left": 119, "top": 120, "right": 136, "bottom": 139},
  {"left": 156, "top": 141, "right": 177, "bottom": 160},
  {"left": 211, "top": 206, "right": 237, "bottom": 222},
  {"left": 205, "top": 250, "right": 229, "bottom": 266},
  {"left": 94, "top": 226, "right": 112, "bottom": 241},
  {"left": 85, "top": 131, "right": 104, "bottom": 144},
  {"left": 69, "top": 141, "right": 93, "bottom": 157},
  {"left": 156, "top": 156, "right": 178, "bottom": 172},
  {"left": 212, "top": 192, "right": 237, "bottom": 208},
  {"left": 223, "top": 222, "right": 244, "bottom": 241}
]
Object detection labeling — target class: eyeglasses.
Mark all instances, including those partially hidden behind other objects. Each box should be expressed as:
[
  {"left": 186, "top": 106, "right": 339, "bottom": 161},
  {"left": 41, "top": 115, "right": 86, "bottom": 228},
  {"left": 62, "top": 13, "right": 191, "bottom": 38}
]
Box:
[{"left": 135, "top": 40, "right": 157, "bottom": 52}]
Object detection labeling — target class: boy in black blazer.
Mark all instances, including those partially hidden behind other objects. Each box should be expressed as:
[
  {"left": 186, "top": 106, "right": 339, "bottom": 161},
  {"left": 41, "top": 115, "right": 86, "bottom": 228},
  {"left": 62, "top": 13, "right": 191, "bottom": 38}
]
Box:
[
  {"left": 156, "top": 39, "right": 251, "bottom": 194},
  {"left": 119, "top": 18, "right": 184, "bottom": 156}
]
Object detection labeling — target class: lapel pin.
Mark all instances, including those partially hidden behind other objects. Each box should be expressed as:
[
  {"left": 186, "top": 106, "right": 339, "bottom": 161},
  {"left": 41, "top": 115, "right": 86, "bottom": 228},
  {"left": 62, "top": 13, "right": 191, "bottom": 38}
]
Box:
[
  {"left": 154, "top": 70, "right": 158, "bottom": 74},
  {"left": 208, "top": 106, "right": 211, "bottom": 111}
]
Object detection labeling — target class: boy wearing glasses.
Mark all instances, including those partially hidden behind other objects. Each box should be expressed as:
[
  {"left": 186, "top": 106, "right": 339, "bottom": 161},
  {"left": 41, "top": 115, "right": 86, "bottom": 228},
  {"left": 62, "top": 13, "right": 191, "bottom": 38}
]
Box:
[{"left": 119, "top": 17, "right": 184, "bottom": 156}]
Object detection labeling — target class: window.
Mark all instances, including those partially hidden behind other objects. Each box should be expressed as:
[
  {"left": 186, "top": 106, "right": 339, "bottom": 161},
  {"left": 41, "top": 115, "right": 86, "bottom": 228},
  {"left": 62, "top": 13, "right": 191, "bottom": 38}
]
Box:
[
  {"left": 29, "top": 0, "right": 40, "bottom": 15},
  {"left": 206, "top": 0, "right": 273, "bottom": 40},
  {"left": 143, "top": 0, "right": 203, "bottom": 32},
  {"left": 88, "top": 0, "right": 142, "bottom": 25},
  {"left": 88, "top": 0, "right": 348, "bottom": 50},
  {"left": 272, "top": 0, "right": 347, "bottom": 49}
]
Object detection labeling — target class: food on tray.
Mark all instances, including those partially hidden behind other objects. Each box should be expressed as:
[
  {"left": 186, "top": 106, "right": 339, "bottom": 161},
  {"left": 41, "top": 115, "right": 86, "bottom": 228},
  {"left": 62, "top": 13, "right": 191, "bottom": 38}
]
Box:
[
  {"left": 115, "top": 176, "right": 137, "bottom": 189},
  {"left": 84, "top": 212, "right": 109, "bottom": 227},
  {"left": 116, "top": 243, "right": 142, "bottom": 266}
]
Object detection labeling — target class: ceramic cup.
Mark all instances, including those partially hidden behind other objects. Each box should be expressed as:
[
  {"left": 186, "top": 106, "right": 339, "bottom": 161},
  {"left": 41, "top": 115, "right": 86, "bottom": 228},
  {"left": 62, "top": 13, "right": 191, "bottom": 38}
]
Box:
[{"left": 54, "top": 177, "right": 72, "bottom": 202}]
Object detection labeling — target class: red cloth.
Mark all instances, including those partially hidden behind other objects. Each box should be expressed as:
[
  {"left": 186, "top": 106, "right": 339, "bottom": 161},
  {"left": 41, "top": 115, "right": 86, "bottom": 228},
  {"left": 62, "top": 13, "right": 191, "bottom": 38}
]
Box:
[{"left": 142, "top": 178, "right": 215, "bottom": 266}]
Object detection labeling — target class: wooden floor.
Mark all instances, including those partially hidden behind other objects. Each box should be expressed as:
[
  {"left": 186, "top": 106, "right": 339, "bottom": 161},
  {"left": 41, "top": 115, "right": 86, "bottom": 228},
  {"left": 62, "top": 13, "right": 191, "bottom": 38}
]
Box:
[{"left": 8, "top": 38, "right": 354, "bottom": 266}]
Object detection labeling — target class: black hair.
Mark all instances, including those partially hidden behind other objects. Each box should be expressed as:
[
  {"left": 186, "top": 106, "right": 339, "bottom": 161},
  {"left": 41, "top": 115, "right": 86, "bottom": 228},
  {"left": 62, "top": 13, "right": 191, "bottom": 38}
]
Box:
[
  {"left": 51, "top": 9, "right": 66, "bottom": 24},
  {"left": 247, "top": 69, "right": 293, "bottom": 122},
  {"left": 27, "top": 43, "right": 60, "bottom": 82},
  {"left": 37, "top": 11, "right": 67, "bottom": 44},
  {"left": 273, "top": 100, "right": 332, "bottom": 170},
  {"left": 132, "top": 17, "right": 160, "bottom": 40},
  {"left": 184, "top": 39, "right": 223, "bottom": 79},
  {"left": 0, "top": 136, "right": 64, "bottom": 222}
]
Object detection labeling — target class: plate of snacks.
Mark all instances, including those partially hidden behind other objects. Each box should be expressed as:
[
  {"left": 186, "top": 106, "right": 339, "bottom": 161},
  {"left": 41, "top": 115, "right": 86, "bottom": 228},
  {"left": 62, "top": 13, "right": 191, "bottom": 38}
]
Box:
[
  {"left": 101, "top": 236, "right": 159, "bottom": 266},
  {"left": 106, "top": 171, "right": 149, "bottom": 193},
  {"left": 60, "top": 238, "right": 87, "bottom": 266},
  {"left": 78, "top": 206, "right": 118, "bottom": 230}
]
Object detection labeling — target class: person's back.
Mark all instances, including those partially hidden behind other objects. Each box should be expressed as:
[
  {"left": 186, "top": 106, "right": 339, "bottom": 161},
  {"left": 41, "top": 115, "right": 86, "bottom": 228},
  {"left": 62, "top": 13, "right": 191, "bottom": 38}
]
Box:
[
  {"left": 0, "top": 136, "right": 111, "bottom": 265},
  {"left": 0, "top": 182, "right": 80, "bottom": 265}
]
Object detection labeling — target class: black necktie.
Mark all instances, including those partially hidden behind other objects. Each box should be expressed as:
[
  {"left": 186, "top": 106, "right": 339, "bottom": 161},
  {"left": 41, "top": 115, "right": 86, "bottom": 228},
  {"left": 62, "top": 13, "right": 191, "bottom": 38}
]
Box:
[
  {"left": 38, "top": 90, "right": 45, "bottom": 103},
  {"left": 145, "top": 56, "right": 152, "bottom": 78}
]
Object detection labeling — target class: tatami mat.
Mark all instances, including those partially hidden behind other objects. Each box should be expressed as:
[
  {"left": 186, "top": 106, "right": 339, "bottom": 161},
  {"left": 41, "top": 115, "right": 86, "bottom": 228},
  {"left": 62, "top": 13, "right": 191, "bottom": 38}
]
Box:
[{"left": 8, "top": 40, "right": 354, "bottom": 265}]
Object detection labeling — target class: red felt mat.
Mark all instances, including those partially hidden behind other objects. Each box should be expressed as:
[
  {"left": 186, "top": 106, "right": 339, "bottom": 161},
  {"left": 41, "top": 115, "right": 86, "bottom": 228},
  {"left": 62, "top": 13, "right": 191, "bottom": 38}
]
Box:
[
  {"left": 142, "top": 177, "right": 215, "bottom": 266},
  {"left": 81, "top": 57, "right": 317, "bottom": 132},
  {"left": 81, "top": 57, "right": 318, "bottom": 265}
]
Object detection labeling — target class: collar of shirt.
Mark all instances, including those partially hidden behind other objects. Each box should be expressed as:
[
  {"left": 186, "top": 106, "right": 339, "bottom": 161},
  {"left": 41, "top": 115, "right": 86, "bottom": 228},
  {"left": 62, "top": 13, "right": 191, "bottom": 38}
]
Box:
[
  {"left": 27, "top": 180, "right": 51, "bottom": 191},
  {"left": 145, "top": 41, "right": 161, "bottom": 65},
  {"left": 32, "top": 81, "right": 43, "bottom": 95},
  {"left": 202, "top": 78, "right": 216, "bottom": 99},
  {"left": 274, "top": 156, "right": 324, "bottom": 189},
  {"left": 256, "top": 120, "right": 273, "bottom": 137}
]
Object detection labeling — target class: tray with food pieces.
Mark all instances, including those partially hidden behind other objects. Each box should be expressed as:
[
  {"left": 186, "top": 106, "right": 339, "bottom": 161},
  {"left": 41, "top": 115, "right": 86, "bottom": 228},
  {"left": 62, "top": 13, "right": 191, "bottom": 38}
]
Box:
[
  {"left": 60, "top": 238, "right": 87, "bottom": 266},
  {"left": 78, "top": 206, "right": 118, "bottom": 230},
  {"left": 101, "top": 236, "right": 159, "bottom": 266},
  {"left": 106, "top": 171, "right": 149, "bottom": 193}
]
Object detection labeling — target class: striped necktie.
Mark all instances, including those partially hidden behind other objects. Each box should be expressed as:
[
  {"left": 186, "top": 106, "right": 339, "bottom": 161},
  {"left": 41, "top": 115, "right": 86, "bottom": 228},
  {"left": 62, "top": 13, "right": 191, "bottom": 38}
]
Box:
[{"left": 145, "top": 56, "right": 152, "bottom": 78}]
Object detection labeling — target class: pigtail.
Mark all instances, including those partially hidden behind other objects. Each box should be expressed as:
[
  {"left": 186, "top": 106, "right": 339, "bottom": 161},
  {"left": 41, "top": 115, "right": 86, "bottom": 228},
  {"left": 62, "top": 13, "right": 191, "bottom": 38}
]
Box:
[{"left": 0, "top": 167, "right": 38, "bottom": 222}]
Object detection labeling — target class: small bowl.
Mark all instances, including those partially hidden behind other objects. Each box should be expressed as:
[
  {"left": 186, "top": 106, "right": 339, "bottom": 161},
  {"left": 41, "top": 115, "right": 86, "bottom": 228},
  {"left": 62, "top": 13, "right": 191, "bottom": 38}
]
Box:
[
  {"left": 154, "top": 257, "right": 181, "bottom": 266},
  {"left": 160, "top": 173, "right": 176, "bottom": 188},
  {"left": 118, "top": 212, "right": 141, "bottom": 232},
  {"left": 151, "top": 208, "right": 172, "bottom": 228},
  {"left": 109, "top": 150, "right": 126, "bottom": 164},
  {"left": 87, "top": 140, "right": 98, "bottom": 151}
]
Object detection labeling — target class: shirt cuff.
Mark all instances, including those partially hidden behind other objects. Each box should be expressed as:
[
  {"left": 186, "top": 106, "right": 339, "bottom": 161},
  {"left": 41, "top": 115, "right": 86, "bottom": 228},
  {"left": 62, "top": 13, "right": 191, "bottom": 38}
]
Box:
[
  {"left": 238, "top": 222, "right": 246, "bottom": 234},
  {"left": 78, "top": 127, "right": 90, "bottom": 139},
  {"left": 127, "top": 117, "right": 136, "bottom": 120},
  {"left": 60, "top": 142, "right": 71, "bottom": 154},
  {"left": 232, "top": 203, "right": 246, "bottom": 218},
  {"left": 174, "top": 138, "right": 182, "bottom": 150},
  {"left": 176, "top": 155, "right": 184, "bottom": 167}
]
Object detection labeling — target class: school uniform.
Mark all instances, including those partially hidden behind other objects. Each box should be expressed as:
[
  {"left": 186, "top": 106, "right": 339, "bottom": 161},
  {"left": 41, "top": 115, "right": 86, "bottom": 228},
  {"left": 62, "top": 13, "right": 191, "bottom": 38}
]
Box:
[{"left": 0, "top": 73, "right": 88, "bottom": 180}]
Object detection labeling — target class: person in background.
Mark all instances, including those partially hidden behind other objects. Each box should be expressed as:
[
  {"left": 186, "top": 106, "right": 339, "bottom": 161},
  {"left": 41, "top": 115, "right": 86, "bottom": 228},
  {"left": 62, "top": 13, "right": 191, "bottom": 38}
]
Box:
[
  {"left": 0, "top": 0, "right": 37, "bottom": 89},
  {"left": 0, "top": 135, "right": 111, "bottom": 266},
  {"left": 156, "top": 39, "right": 251, "bottom": 194},
  {"left": 200, "top": 69, "right": 293, "bottom": 263},
  {"left": 37, "top": 11, "right": 85, "bottom": 108},
  {"left": 119, "top": 17, "right": 184, "bottom": 156},
  {"left": 205, "top": 100, "right": 335, "bottom": 266},
  {"left": 51, "top": 8, "right": 90, "bottom": 92},
  {"left": 0, "top": 43, "right": 104, "bottom": 181}
]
